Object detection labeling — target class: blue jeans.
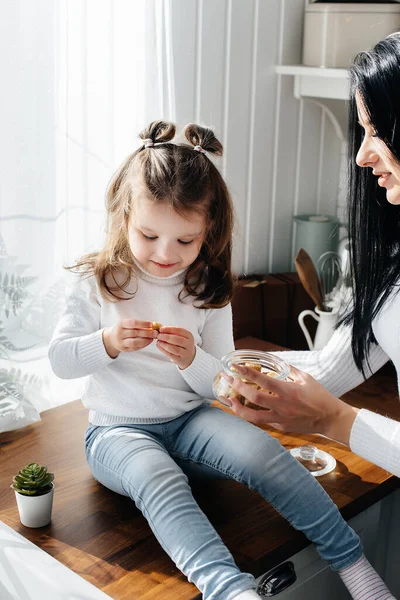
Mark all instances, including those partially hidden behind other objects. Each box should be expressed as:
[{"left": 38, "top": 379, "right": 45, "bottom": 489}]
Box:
[{"left": 85, "top": 404, "right": 362, "bottom": 600}]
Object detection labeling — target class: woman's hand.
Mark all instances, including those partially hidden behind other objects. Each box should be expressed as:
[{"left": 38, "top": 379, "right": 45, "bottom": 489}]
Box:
[
  {"left": 102, "top": 319, "right": 157, "bottom": 358},
  {"left": 222, "top": 364, "right": 359, "bottom": 445},
  {"left": 156, "top": 326, "right": 196, "bottom": 370}
]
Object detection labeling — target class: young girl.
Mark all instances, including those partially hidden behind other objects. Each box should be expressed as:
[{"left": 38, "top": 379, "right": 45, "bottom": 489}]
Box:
[{"left": 49, "top": 120, "right": 381, "bottom": 600}]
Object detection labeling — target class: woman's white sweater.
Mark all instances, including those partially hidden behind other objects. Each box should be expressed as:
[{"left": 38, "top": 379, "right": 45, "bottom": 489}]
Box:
[{"left": 277, "top": 289, "right": 400, "bottom": 477}]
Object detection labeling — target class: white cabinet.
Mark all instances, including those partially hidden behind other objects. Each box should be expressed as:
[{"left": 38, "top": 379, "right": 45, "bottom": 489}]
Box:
[
  {"left": 380, "top": 489, "right": 400, "bottom": 598},
  {"left": 255, "top": 498, "right": 389, "bottom": 598}
]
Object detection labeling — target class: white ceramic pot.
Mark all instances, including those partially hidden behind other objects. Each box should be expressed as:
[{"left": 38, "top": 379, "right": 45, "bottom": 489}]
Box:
[
  {"left": 298, "top": 307, "right": 338, "bottom": 351},
  {"left": 15, "top": 484, "right": 54, "bottom": 528}
]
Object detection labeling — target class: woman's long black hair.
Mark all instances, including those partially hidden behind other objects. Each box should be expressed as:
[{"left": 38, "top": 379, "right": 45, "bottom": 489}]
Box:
[{"left": 342, "top": 32, "right": 400, "bottom": 373}]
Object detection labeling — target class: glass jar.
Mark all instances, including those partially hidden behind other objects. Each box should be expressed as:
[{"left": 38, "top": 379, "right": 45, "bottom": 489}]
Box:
[{"left": 213, "top": 349, "right": 291, "bottom": 410}]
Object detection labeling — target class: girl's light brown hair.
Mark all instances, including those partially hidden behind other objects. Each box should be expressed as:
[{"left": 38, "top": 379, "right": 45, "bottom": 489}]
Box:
[{"left": 67, "top": 120, "right": 234, "bottom": 308}]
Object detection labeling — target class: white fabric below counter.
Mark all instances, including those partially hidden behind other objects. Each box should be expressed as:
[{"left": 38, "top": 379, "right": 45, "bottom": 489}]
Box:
[{"left": 0, "top": 521, "right": 111, "bottom": 600}]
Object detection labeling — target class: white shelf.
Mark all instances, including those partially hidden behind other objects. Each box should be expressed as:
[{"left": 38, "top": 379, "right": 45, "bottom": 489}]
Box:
[
  {"left": 276, "top": 65, "right": 348, "bottom": 78},
  {"left": 275, "top": 65, "right": 349, "bottom": 100},
  {"left": 275, "top": 65, "right": 349, "bottom": 141}
]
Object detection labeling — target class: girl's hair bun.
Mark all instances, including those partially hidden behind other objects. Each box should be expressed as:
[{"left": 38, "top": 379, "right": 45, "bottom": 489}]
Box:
[
  {"left": 139, "top": 120, "right": 176, "bottom": 144},
  {"left": 184, "top": 123, "right": 223, "bottom": 156}
]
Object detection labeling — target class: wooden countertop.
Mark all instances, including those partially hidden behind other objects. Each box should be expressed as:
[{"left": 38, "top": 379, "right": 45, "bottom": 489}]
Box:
[{"left": 1, "top": 338, "right": 400, "bottom": 599}]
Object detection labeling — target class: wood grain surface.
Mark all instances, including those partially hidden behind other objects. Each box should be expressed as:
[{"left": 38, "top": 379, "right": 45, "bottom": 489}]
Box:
[{"left": 1, "top": 338, "right": 399, "bottom": 599}]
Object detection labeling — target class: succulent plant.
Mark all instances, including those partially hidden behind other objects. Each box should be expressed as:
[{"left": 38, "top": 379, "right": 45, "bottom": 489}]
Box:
[{"left": 11, "top": 462, "right": 54, "bottom": 496}]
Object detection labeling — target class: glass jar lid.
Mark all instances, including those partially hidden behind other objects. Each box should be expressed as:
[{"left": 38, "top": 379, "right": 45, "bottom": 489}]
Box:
[{"left": 290, "top": 445, "right": 337, "bottom": 477}]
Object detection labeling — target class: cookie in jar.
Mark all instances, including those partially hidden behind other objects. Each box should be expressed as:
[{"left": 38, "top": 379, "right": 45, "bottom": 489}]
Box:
[{"left": 213, "top": 350, "right": 290, "bottom": 410}]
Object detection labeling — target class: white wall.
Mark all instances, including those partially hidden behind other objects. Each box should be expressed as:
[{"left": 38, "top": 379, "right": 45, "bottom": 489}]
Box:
[
  {"left": 163, "top": 0, "right": 343, "bottom": 274},
  {"left": 0, "top": 0, "right": 343, "bottom": 278},
  {"left": 0, "top": 0, "right": 345, "bottom": 410}
]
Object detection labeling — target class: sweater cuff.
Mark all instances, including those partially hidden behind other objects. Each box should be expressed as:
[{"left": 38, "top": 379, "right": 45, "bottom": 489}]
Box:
[
  {"left": 350, "top": 409, "right": 400, "bottom": 475},
  {"left": 179, "top": 345, "right": 220, "bottom": 398},
  {"left": 78, "top": 328, "right": 116, "bottom": 372}
]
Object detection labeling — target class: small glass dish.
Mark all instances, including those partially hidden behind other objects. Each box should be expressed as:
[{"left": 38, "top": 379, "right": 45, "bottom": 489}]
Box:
[
  {"left": 290, "top": 445, "right": 336, "bottom": 477},
  {"left": 213, "top": 349, "right": 291, "bottom": 410}
]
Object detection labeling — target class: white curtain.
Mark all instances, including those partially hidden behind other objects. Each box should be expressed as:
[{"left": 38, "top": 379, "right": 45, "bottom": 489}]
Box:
[{"left": 0, "top": 0, "right": 175, "bottom": 415}]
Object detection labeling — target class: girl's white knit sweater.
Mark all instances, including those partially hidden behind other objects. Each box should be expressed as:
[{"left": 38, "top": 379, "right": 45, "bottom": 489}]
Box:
[
  {"left": 48, "top": 265, "right": 234, "bottom": 426},
  {"left": 276, "top": 288, "right": 400, "bottom": 477}
]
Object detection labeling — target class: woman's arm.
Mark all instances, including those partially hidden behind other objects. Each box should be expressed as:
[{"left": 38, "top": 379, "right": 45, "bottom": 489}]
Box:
[
  {"left": 225, "top": 364, "right": 400, "bottom": 477},
  {"left": 223, "top": 364, "right": 359, "bottom": 441},
  {"left": 350, "top": 409, "right": 400, "bottom": 477},
  {"left": 48, "top": 275, "right": 115, "bottom": 379},
  {"left": 274, "top": 323, "right": 389, "bottom": 397}
]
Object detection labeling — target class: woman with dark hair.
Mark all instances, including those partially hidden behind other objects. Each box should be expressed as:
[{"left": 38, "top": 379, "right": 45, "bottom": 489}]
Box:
[
  {"left": 226, "top": 32, "right": 400, "bottom": 453},
  {"left": 221, "top": 33, "right": 400, "bottom": 598}
]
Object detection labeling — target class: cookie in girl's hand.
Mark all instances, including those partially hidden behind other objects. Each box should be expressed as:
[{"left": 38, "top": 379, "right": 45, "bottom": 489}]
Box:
[{"left": 152, "top": 321, "right": 163, "bottom": 332}]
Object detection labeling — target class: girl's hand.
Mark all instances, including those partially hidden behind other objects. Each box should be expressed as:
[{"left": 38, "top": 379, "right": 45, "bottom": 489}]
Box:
[
  {"left": 222, "top": 364, "right": 358, "bottom": 445},
  {"left": 156, "top": 326, "right": 196, "bottom": 370},
  {"left": 103, "top": 319, "right": 157, "bottom": 358}
]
